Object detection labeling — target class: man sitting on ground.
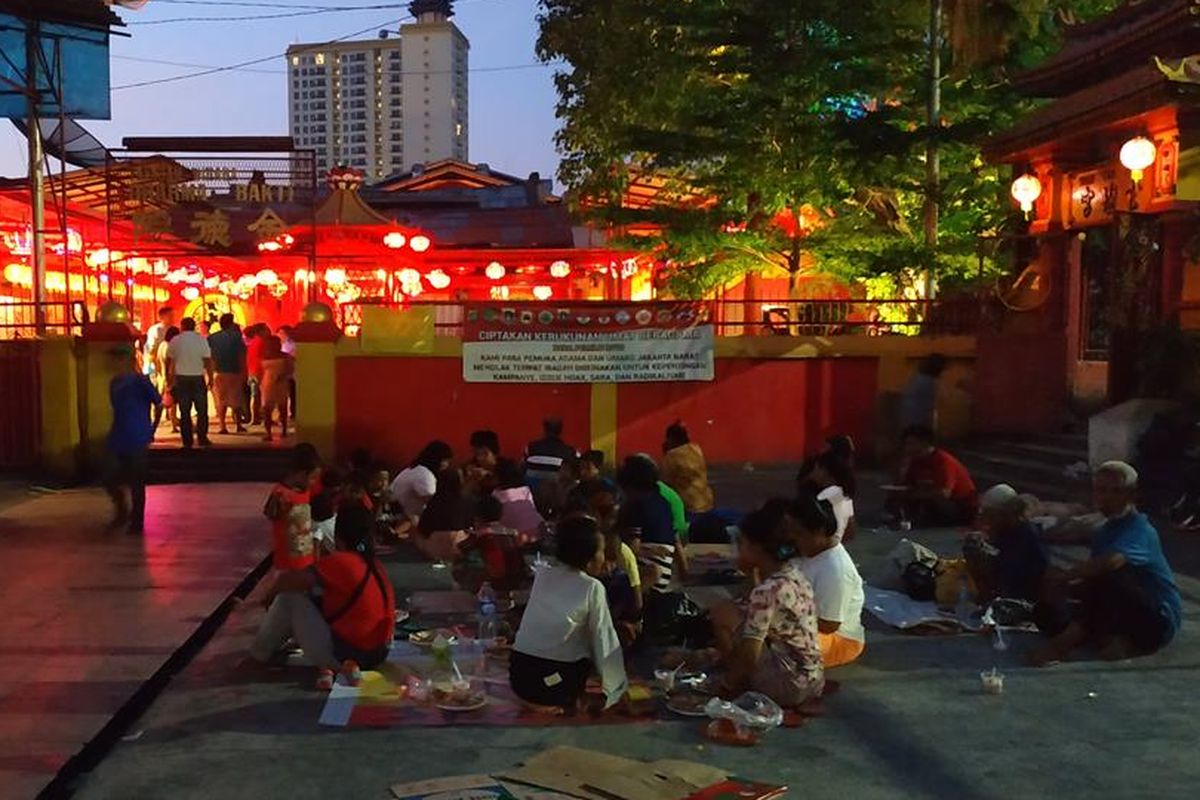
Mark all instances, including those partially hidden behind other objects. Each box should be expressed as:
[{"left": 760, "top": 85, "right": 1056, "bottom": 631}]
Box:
[
  {"left": 964, "top": 484, "right": 1048, "bottom": 605},
  {"left": 896, "top": 425, "right": 978, "bottom": 527},
  {"left": 1031, "top": 461, "right": 1182, "bottom": 666},
  {"left": 525, "top": 416, "right": 577, "bottom": 486}
]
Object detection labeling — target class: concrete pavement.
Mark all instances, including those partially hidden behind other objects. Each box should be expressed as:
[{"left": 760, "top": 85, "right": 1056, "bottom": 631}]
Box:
[
  {"left": 67, "top": 470, "right": 1200, "bottom": 800},
  {"left": 0, "top": 484, "right": 270, "bottom": 799}
]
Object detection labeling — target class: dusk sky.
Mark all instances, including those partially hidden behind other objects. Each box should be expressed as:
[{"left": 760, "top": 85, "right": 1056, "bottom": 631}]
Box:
[{"left": 0, "top": 0, "right": 562, "bottom": 183}]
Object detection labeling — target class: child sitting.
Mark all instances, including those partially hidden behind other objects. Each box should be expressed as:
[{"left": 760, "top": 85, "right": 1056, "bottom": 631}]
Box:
[
  {"left": 788, "top": 495, "right": 866, "bottom": 668},
  {"left": 711, "top": 501, "right": 824, "bottom": 708},
  {"left": 509, "top": 515, "right": 627, "bottom": 713},
  {"left": 493, "top": 458, "right": 545, "bottom": 543},
  {"left": 463, "top": 495, "right": 528, "bottom": 591},
  {"left": 599, "top": 525, "right": 643, "bottom": 647}
]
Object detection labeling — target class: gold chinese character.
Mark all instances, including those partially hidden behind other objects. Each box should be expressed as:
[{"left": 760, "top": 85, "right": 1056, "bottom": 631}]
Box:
[
  {"left": 131, "top": 207, "right": 172, "bottom": 240},
  {"left": 189, "top": 209, "right": 231, "bottom": 248},
  {"left": 247, "top": 207, "right": 288, "bottom": 243}
]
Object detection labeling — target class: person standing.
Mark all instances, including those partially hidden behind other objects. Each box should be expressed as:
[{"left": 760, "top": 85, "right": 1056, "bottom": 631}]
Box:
[
  {"left": 279, "top": 325, "right": 298, "bottom": 421},
  {"left": 208, "top": 313, "right": 247, "bottom": 435},
  {"left": 899, "top": 353, "right": 947, "bottom": 431},
  {"left": 143, "top": 306, "right": 175, "bottom": 376},
  {"left": 245, "top": 324, "right": 268, "bottom": 426},
  {"left": 105, "top": 345, "right": 162, "bottom": 534},
  {"left": 166, "top": 317, "right": 214, "bottom": 449}
]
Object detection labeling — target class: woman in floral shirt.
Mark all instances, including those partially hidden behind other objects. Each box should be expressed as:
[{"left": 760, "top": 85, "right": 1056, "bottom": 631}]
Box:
[{"left": 713, "top": 501, "right": 825, "bottom": 707}]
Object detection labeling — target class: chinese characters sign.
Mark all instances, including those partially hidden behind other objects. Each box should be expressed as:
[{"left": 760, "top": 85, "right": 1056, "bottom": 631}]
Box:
[
  {"left": 1064, "top": 137, "right": 1179, "bottom": 228},
  {"left": 106, "top": 155, "right": 317, "bottom": 256},
  {"left": 462, "top": 303, "right": 715, "bottom": 384}
]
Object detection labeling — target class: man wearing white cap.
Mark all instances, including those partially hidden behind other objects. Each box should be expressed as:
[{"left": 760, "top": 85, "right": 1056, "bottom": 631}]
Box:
[{"left": 963, "top": 484, "right": 1048, "bottom": 605}]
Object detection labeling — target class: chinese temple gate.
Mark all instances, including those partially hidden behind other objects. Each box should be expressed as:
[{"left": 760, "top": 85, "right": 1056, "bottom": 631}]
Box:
[{"left": 985, "top": 0, "right": 1200, "bottom": 409}]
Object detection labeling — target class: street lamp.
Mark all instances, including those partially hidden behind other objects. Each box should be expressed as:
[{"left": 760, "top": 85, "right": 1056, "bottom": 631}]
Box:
[{"left": 1119, "top": 136, "right": 1156, "bottom": 184}]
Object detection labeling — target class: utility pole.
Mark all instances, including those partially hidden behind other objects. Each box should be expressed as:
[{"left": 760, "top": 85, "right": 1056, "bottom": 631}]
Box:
[
  {"left": 25, "top": 20, "right": 46, "bottom": 334},
  {"left": 923, "top": 0, "right": 942, "bottom": 300}
]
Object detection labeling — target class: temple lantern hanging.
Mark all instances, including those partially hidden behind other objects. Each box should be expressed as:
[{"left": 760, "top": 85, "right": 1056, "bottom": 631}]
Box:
[
  {"left": 1119, "top": 136, "right": 1156, "bottom": 183},
  {"left": 1010, "top": 173, "right": 1042, "bottom": 215}
]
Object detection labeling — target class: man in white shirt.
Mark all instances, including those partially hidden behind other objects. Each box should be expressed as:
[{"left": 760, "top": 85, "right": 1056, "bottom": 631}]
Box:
[
  {"left": 791, "top": 497, "right": 866, "bottom": 667},
  {"left": 166, "top": 317, "right": 214, "bottom": 448},
  {"left": 143, "top": 306, "right": 175, "bottom": 376}
]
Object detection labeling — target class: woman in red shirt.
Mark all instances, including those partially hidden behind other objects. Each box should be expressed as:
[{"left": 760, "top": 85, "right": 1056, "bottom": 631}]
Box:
[
  {"left": 250, "top": 504, "right": 396, "bottom": 689},
  {"left": 898, "top": 425, "right": 979, "bottom": 527}
]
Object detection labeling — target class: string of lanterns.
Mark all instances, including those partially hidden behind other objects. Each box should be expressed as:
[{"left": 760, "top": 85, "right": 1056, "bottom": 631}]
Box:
[{"left": 1010, "top": 134, "right": 1159, "bottom": 217}]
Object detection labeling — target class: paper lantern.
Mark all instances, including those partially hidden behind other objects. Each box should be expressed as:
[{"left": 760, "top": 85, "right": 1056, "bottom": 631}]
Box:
[
  {"left": 1010, "top": 173, "right": 1042, "bottom": 214},
  {"left": 256, "top": 269, "right": 278, "bottom": 285},
  {"left": 409, "top": 234, "right": 431, "bottom": 253},
  {"left": 426, "top": 269, "right": 451, "bottom": 290},
  {"left": 324, "top": 267, "right": 347, "bottom": 286},
  {"left": 181, "top": 286, "right": 200, "bottom": 301},
  {"left": 383, "top": 231, "right": 407, "bottom": 249},
  {"left": 532, "top": 285, "right": 553, "bottom": 301},
  {"left": 1119, "top": 136, "right": 1156, "bottom": 182},
  {"left": 485, "top": 261, "right": 506, "bottom": 280},
  {"left": 549, "top": 260, "right": 571, "bottom": 278}
]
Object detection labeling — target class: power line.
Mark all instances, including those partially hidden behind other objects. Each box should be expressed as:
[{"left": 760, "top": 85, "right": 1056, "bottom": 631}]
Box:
[
  {"left": 113, "top": 54, "right": 284, "bottom": 75},
  {"left": 128, "top": 4, "right": 407, "bottom": 26},
  {"left": 111, "top": 16, "right": 411, "bottom": 90}
]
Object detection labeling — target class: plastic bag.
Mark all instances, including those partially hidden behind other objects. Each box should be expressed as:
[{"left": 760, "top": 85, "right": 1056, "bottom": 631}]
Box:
[{"left": 703, "top": 691, "right": 783, "bottom": 731}]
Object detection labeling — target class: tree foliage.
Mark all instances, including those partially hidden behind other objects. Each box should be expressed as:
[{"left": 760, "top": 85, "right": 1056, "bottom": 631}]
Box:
[{"left": 537, "top": 0, "right": 1123, "bottom": 298}]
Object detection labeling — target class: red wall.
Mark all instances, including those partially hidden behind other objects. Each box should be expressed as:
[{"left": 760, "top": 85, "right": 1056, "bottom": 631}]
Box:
[
  {"left": 973, "top": 332, "right": 1068, "bottom": 434},
  {"left": 335, "top": 357, "right": 593, "bottom": 466},
  {"left": 335, "top": 356, "right": 879, "bottom": 468},
  {"left": 616, "top": 357, "right": 878, "bottom": 464}
]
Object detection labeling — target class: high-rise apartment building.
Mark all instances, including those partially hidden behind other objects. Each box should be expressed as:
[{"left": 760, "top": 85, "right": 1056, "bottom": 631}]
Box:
[{"left": 286, "top": 1, "right": 468, "bottom": 180}]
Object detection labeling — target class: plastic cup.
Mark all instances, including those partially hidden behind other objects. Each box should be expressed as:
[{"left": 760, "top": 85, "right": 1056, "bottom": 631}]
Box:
[{"left": 980, "top": 670, "right": 1004, "bottom": 695}]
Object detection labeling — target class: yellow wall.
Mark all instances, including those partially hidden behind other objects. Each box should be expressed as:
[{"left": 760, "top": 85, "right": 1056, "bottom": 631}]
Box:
[
  {"left": 79, "top": 340, "right": 127, "bottom": 467},
  {"left": 295, "top": 341, "right": 338, "bottom": 458},
  {"left": 38, "top": 337, "right": 81, "bottom": 476}
]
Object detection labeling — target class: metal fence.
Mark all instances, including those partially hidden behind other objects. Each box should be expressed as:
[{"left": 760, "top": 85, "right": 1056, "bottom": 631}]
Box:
[
  {"left": 0, "top": 301, "right": 86, "bottom": 339},
  {"left": 338, "top": 297, "right": 991, "bottom": 338}
]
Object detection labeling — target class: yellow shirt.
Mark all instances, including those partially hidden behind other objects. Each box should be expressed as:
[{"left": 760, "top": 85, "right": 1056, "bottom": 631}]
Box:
[
  {"left": 619, "top": 541, "right": 641, "bottom": 589},
  {"left": 661, "top": 443, "right": 715, "bottom": 513}
]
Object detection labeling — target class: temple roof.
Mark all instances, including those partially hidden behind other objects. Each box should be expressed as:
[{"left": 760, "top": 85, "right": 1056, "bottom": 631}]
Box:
[
  {"left": 986, "top": 61, "right": 1200, "bottom": 162},
  {"left": 1015, "top": 0, "right": 1200, "bottom": 96}
]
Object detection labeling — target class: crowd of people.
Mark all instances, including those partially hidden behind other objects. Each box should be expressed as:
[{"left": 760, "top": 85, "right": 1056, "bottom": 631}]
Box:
[
  {"left": 100, "top": 339, "right": 1185, "bottom": 714},
  {"left": 141, "top": 305, "right": 298, "bottom": 448}
]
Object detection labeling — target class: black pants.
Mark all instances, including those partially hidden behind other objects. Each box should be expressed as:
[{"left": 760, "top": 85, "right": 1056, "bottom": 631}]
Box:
[
  {"left": 173, "top": 375, "right": 209, "bottom": 447},
  {"left": 105, "top": 448, "right": 148, "bottom": 529},
  {"left": 1036, "top": 565, "right": 1172, "bottom": 655},
  {"left": 509, "top": 650, "right": 590, "bottom": 710}
]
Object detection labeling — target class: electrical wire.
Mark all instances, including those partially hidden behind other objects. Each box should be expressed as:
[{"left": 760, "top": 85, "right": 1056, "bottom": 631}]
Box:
[
  {"left": 113, "top": 54, "right": 284, "bottom": 75},
  {"left": 128, "top": 4, "right": 408, "bottom": 26}
]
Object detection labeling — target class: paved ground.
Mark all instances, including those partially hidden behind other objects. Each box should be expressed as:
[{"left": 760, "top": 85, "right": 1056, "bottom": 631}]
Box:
[
  {"left": 0, "top": 484, "right": 269, "bottom": 799},
  {"left": 58, "top": 468, "right": 1200, "bottom": 800}
]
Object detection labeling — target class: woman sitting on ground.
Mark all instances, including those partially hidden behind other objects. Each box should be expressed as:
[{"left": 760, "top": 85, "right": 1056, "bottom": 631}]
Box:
[
  {"left": 788, "top": 495, "right": 866, "bottom": 668},
  {"left": 711, "top": 501, "right": 824, "bottom": 708},
  {"left": 493, "top": 458, "right": 545, "bottom": 544},
  {"left": 250, "top": 504, "right": 396, "bottom": 690},
  {"left": 416, "top": 468, "right": 470, "bottom": 563},
  {"left": 509, "top": 515, "right": 627, "bottom": 714},
  {"left": 806, "top": 450, "right": 858, "bottom": 542},
  {"left": 660, "top": 421, "right": 715, "bottom": 515},
  {"left": 389, "top": 440, "right": 453, "bottom": 526}
]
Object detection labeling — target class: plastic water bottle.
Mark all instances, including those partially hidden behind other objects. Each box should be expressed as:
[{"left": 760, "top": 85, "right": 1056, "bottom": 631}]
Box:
[
  {"left": 476, "top": 582, "right": 498, "bottom": 643},
  {"left": 955, "top": 576, "right": 974, "bottom": 626}
]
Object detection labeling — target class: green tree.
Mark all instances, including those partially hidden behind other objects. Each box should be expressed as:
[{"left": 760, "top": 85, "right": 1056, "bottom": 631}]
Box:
[{"left": 538, "top": 0, "right": 1121, "bottom": 299}]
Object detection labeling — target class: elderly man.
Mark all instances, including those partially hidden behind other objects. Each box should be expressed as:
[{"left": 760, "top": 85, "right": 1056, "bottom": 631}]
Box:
[
  {"left": 1031, "top": 461, "right": 1182, "bottom": 666},
  {"left": 963, "top": 484, "right": 1048, "bottom": 605}
]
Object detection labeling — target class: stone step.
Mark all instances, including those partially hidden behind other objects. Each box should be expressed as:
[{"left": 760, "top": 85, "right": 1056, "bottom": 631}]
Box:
[{"left": 146, "top": 447, "right": 293, "bottom": 485}]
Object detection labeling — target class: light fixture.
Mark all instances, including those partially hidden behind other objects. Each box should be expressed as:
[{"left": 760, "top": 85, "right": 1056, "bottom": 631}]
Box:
[
  {"left": 532, "top": 285, "right": 553, "bottom": 301},
  {"left": 256, "top": 269, "right": 278, "bottom": 285},
  {"left": 383, "top": 231, "right": 407, "bottom": 249},
  {"left": 376, "top": 268, "right": 388, "bottom": 281},
  {"left": 181, "top": 286, "right": 200, "bottom": 301},
  {"left": 1010, "top": 173, "right": 1042, "bottom": 216},
  {"left": 485, "top": 261, "right": 506, "bottom": 280},
  {"left": 1119, "top": 135, "right": 1156, "bottom": 183},
  {"left": 397, "top": 267, "right": 421, "bottom": 284},
  {"left": 324, "top": 267, "right": 347, "bottom": 285},
  {"left": 426, "top": 269, "right": 451, "bottom": 290},
  {"left": 549, "top": 260, "right": 571, "bottom": 279},
  {"left": 409, "top": 234, "right": 431, "bottom": 253}
]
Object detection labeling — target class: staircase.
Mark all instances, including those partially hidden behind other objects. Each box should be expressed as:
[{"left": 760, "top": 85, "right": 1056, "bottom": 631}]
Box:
[
  {"left": 146, "top": 446, "right": 294, "bottom": 485},
  {"left": 954, "top": 432, "right": 1090, "bottom": 503}
]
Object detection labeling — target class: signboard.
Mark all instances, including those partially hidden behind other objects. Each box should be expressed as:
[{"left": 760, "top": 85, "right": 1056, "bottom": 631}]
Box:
[
  {"left": 0, "top": 16, "right": 112, "bottom": 120},
  {"left": 462, "top": 303, "right": 715, "bottom": 384},
  {"left": 105, "top": 154, "right": 317, "bottom": 257}
]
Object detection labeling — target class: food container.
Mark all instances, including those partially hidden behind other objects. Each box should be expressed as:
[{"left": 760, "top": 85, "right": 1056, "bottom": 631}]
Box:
[{"left": 980, "top": 669, "right": 1004, "bottom": 695}]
